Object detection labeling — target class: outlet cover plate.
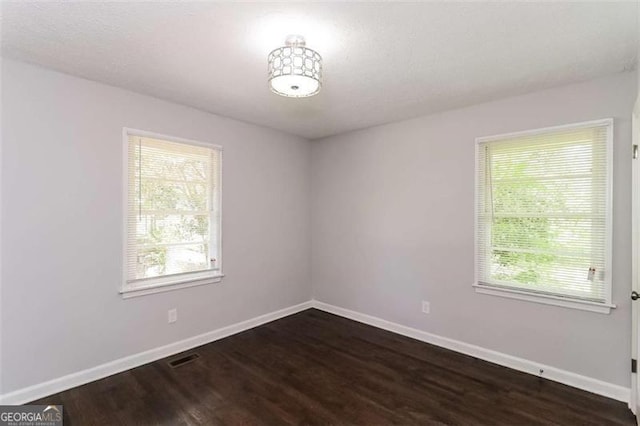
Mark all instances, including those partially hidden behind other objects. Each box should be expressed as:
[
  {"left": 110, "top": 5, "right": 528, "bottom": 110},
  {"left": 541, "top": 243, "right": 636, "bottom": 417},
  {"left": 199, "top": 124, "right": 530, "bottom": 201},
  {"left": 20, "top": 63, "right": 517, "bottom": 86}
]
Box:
[{"left": 168, "top": 308, "right": 177, "bottom": 323}]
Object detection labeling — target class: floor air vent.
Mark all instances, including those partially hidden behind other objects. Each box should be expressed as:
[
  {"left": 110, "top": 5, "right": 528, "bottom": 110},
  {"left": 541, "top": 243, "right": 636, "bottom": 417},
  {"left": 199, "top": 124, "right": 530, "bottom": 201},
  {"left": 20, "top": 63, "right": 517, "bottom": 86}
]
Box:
[{"left": 168, "top": 353, "right": 200, "bottom": 368}]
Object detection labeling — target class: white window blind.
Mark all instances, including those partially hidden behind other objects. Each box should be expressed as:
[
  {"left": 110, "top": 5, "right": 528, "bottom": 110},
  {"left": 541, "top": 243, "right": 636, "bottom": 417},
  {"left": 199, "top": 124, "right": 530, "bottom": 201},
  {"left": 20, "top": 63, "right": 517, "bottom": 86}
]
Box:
[
  {"left": 476, "top": 120, "right": 612, "bottom": 305},
  {"left": 125, "top": 131, "right": 222, "bottom": 292}
]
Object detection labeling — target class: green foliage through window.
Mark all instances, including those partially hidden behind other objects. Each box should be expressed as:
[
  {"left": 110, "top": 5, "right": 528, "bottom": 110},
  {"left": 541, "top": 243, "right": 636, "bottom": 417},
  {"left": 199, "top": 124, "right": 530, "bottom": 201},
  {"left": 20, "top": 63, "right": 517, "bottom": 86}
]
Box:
[
  {"left": 477, "top": 123, "right": 610, "bottom": 302},
  {"left": 127, "top": 135, "right": 221, "bottom": 281}
]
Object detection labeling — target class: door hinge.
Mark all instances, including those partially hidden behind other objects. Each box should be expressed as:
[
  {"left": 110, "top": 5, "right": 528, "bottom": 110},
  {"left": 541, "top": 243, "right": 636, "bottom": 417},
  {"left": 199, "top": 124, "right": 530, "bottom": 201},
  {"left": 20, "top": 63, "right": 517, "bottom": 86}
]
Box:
[
  {"left": 632, "top": 358, "right": 637, "bottom": 373},
  {"left": 633, "top": 144, "right": 638, "bottom": 160}
]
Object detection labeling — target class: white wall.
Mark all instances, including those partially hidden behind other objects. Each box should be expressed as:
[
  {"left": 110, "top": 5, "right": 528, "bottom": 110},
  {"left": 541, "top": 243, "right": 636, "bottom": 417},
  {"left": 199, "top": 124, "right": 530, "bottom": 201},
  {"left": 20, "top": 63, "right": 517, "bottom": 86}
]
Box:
[
  {"left": 0, "top": 59, "right": 311, "bottom": 393},
  {"left": 311, "top": 71, "right": 637, "bottom": 387}
]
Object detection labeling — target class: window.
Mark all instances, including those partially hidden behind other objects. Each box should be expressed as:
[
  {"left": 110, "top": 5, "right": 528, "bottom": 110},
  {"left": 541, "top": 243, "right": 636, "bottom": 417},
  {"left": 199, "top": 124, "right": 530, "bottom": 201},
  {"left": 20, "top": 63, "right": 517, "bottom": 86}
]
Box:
[
  {"left": 474, "top": 119, "right": 613, "bottom": 313},
  {"left": 122, "top": 129, "right": 222, "bottom": 297}
]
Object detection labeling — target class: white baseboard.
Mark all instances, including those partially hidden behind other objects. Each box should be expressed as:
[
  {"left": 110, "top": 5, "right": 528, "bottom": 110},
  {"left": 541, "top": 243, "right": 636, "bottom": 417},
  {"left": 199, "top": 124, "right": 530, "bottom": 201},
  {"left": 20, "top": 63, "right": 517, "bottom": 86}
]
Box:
[
  {"left": 0, "top": 301, "right": 313, "bottom": 405},
  {"left": 311, "top": 300, "right": 631, "bottom": 403},
  {"left": 1, "top": 299, "right": 630, "bottom": 406}
]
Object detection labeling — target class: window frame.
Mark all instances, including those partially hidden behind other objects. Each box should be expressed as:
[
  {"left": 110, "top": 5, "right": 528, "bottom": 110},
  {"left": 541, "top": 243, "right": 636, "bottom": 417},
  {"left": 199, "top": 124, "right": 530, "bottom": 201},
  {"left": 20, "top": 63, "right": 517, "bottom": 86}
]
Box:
[
  {"left": 121, "top": 128, "right": 224, "bottom": 299},
  {"left": 473, "top": 119, "right": 615, "bottom": 314}
]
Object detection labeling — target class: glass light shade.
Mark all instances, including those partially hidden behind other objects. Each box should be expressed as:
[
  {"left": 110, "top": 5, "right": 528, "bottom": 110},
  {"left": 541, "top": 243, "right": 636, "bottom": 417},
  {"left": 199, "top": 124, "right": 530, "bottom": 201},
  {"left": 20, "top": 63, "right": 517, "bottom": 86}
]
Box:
[{"left": 268, "top": 39, "right": 322, "bottom": 97}]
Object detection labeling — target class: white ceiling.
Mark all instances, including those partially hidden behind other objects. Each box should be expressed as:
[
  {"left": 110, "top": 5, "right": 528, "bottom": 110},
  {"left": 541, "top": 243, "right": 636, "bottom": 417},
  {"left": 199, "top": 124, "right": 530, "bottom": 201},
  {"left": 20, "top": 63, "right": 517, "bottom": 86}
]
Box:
[{"left": 1, "top": 2, "right": 638, "bottom": 139}]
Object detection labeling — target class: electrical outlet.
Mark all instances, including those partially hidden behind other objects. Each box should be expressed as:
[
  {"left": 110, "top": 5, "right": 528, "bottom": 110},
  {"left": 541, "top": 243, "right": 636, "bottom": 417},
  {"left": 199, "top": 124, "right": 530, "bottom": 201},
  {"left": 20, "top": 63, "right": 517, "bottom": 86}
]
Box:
[
  {"left": 422, "top": 301, "right": 430, "bottom": 314},
  {"left": 168, "top": 308, "right": 177, "bottom": 324}
]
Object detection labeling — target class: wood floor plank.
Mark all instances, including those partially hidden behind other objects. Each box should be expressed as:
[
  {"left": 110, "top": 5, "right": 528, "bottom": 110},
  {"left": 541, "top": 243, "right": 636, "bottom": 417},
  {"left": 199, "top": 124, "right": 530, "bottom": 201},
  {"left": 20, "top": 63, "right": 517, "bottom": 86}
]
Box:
[{"left": 31, "top": 309, "right": 636, "bottom": 425}]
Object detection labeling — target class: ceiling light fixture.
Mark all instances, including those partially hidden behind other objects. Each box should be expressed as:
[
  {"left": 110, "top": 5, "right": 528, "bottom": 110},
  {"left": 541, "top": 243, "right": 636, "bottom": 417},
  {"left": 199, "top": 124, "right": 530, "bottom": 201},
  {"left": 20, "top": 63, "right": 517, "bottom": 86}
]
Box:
[{"left": 268, "top": 35, "right": 322, "bottom": 98}]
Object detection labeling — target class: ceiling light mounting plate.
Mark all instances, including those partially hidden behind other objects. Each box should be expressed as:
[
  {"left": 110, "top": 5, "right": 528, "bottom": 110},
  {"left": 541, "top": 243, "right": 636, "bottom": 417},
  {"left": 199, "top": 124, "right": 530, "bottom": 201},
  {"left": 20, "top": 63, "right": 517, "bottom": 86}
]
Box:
[{"left": 285, "top": 34, "right": 306, "bottom": 47}]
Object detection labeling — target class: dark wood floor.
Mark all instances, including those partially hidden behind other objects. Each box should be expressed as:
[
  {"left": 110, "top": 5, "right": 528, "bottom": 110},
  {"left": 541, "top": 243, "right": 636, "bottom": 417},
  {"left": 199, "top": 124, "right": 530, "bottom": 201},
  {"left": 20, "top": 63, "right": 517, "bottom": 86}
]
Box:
[{"left": 33, "top": 309, "right": 635, "bottom": 425}]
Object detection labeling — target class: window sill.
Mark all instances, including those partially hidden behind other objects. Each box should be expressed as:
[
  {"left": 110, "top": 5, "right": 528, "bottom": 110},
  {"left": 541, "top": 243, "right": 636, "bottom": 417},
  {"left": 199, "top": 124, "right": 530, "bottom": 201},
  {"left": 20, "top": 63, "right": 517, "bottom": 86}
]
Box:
[
  {"left": 472, "top": 283, "right": 615, "bottom": 314},
  {"left": 121, "top": 273, "right": 224, "bottom": 299}
]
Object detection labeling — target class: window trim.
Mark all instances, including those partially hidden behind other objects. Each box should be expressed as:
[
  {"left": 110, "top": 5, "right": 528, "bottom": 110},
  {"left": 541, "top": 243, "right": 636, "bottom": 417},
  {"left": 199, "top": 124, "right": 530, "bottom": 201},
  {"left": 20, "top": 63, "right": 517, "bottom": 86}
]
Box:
[
  {"left": 121, "top": 128, "right": 224, "bottom": 298},
  {"left": 473, "top": 118, "right": 615, "bottom": 314}
]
